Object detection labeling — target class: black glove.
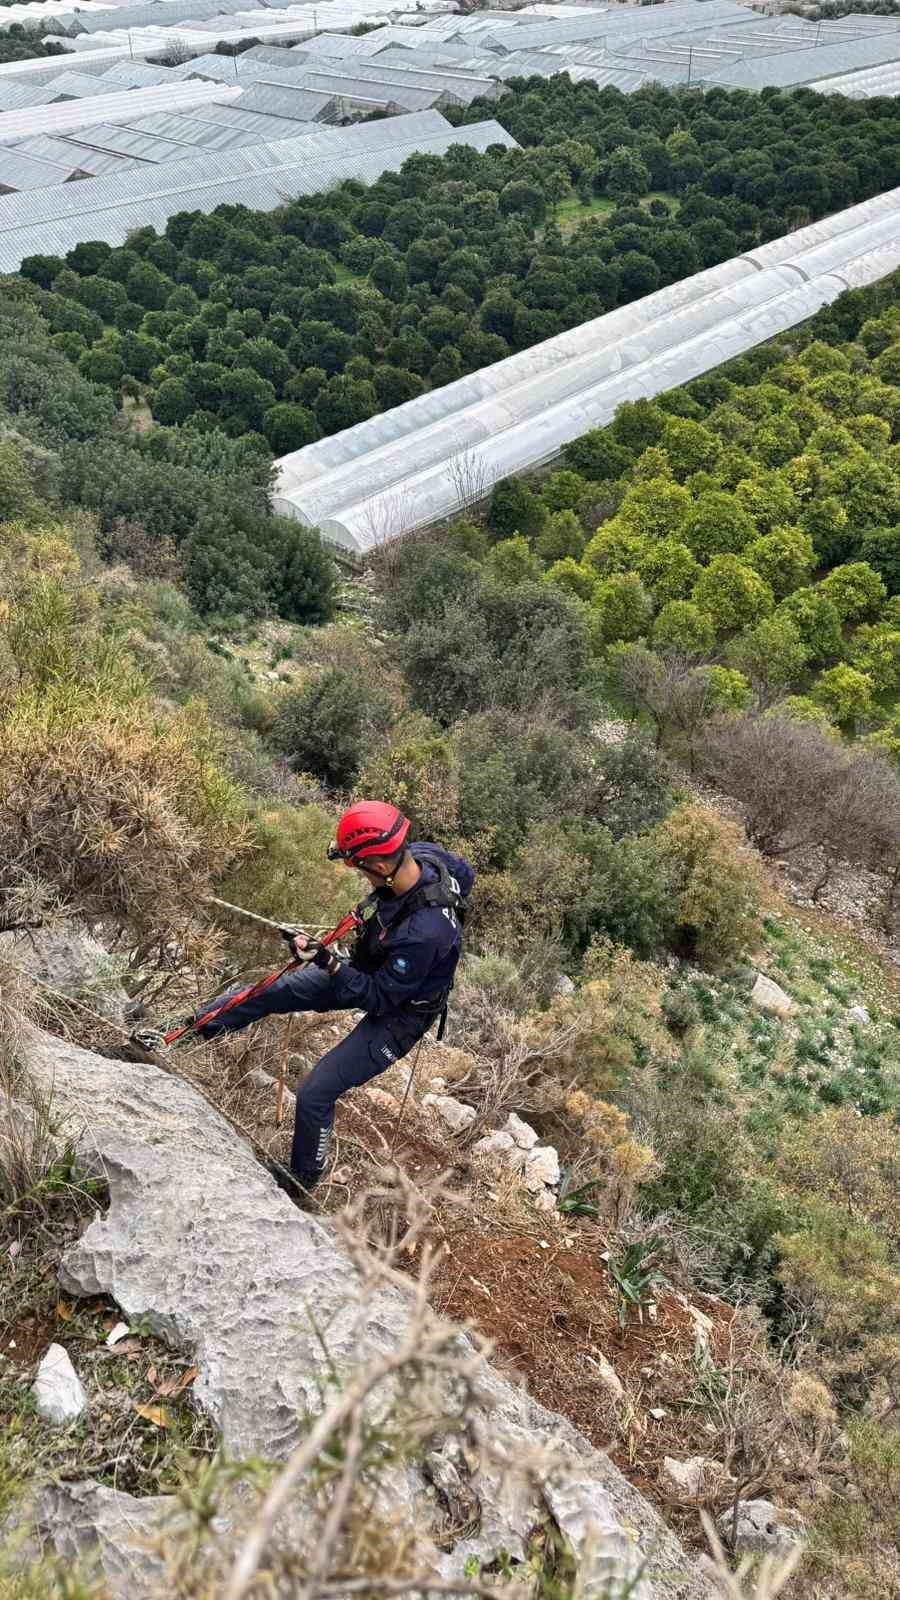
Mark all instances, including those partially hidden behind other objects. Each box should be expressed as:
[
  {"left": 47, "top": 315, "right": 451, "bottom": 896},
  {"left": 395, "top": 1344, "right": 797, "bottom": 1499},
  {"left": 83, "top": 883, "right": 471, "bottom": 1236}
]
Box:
[
  {"left": 283, "top": 930, "right": 339, "bottom": 972},
  {"left": 312, "top": 941, "right": 340, "bottom": 973}
]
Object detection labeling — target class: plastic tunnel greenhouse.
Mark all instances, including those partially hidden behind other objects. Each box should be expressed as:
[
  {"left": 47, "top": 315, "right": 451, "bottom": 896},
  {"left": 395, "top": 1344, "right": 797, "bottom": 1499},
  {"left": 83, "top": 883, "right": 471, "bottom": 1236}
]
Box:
[{"left": 272, "top": 185, "right": 900, "bottom": 553}]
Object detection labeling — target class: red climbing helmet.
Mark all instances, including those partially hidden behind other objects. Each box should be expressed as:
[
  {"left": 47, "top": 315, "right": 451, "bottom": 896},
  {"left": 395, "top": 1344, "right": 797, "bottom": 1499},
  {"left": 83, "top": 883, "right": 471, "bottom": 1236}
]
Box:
[{"left": 328, "top": 801, "right": 410, "bottom": 863}]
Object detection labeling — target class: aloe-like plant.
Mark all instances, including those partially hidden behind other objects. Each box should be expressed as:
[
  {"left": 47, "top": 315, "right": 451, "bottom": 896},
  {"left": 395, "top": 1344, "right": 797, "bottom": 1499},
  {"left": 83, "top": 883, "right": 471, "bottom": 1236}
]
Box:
[{"left": 608, "top": 1239, "right": 667, "bottom": 1333}]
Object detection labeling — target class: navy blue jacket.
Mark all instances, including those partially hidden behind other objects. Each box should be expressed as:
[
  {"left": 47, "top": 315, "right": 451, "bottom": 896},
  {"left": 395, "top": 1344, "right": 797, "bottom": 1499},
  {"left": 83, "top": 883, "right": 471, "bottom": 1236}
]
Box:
[{"left": 329, "top": 842, "right": 475, "bottom": 1018}]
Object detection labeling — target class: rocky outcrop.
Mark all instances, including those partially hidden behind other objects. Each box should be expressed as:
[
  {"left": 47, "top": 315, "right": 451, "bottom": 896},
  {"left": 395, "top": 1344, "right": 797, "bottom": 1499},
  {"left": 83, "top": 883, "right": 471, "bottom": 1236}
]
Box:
[
  {"left": 25, "top": 1030, "right": 716, "bottom": 1600},
  {"left": 749, "top": 973, "right": 794, "bottom": 1020},
  {"left": 1, "top": 927, "right": 128, "bottom": 1023},
  {"left": 23, "top": 1482, "right": 175, "bottom": 1591}
]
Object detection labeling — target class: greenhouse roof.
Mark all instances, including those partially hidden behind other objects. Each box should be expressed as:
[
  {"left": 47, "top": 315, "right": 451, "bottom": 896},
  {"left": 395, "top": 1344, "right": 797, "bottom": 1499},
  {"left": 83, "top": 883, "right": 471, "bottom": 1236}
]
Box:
[
  {"left": 812, "top": 59, "right": 900, "bottom": 95},
  {"left": 0, "top": 111, "right": 514, "bottom": 268},
  {"left": 0, "top": 78, "right": 240, "bottom": 140},
  {"left": 0, "top": 145, "right": 87, "bottom": 188}
]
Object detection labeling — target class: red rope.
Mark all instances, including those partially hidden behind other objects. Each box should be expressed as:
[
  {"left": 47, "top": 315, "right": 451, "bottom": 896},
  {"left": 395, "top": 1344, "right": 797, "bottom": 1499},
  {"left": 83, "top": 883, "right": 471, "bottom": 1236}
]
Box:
[{"left": 163, "top": 909, "right": 361, "bottom": 1045}]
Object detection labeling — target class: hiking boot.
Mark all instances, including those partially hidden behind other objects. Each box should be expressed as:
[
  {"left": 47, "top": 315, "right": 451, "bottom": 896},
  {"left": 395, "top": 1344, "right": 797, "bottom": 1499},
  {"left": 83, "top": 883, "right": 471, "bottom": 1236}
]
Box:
[{"left": 265, "top": 1160, "right": 321, "bottom": 1206}]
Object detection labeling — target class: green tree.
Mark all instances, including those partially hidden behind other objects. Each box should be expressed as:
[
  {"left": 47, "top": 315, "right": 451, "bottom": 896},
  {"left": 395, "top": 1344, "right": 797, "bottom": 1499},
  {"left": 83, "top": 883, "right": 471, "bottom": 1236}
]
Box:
[
  {"left": 593, "top": 572, "right": 653, "bottom": 646},
  {"left": 776, "top": 589, "right": 844, "bottom": 664},
  {"left": 485, "top": 535, "right": 545, "bottom": 586},
  {"left": 693, "top": 557, "right": 774, "bottom": 634},
  {"left": 0, "top": 438, "right": 39, "bottom": 522},
  {"left": 606, "top": 146, "right": 650, "bottom": 200},
  {"left": 499, "top": 179, "right": 546, "bottom": 227},
  {"left": 813, "top": 664, "right": 875, "bottom": 728},
  {"left": 659, "top": 417, "right": 719, "bottom": 481},
  {"left": 734, "top": 472, "right": 800, "bottom": 533},
  {"left": 848, "top": 624, "right": 900, "bottom": 692},
  {"left": 860, "top": 526, "right": 900, "bottom": 595},
  {"left": 315, "top": 376, "right": 377, "bottom": 434},
  {"left": 744, "top": 525, "right": 815, "bottom": 598},
  {"left": 275, "top": 522, "right": 337, "bottom": 626},
  {"left": 819, "top": 561, "right": 887, "bottom": 622},
  {"left": 563, "top": 429, "right": 633, "bottom": 482},
  {"left": 78, "top": 345, "right": 124, "bottom": 387},
  {"left": 545, "top": 557, "right": 598, "bottom": 601},
  {"left": 488, "top": 477, "right": 546, "bottom": 541},
  {"left": 725, "top": 616, "right": 810, "bottom": 701},
  {"left": 262, "top": 403, "right": 319, "bottom": 454},
  {"left": 617, "top": 476, "right": 692, "bottom": 540},
  {"left": 536, "top": 510, "right": 585, "bottom": 563},
  {"left": 681, "top": 493, "right": 756, "bottom": 560},
  {"left": 652, "top": 601, "right": 715, "bottom": 656},
  {"left": 272, "top": 667, "right": 391, "bottom": 789},
  {"left": 151, "top": 377, "right": 192, "bottom": 426},
  {"left": 541, "top": 470, "right": 588, "bottom": 512},
  {"left": 638, "top": 539, "right": 701, "bottom": 605},
  {"left": 705, "top": 665, "right": 751, "bottom": 712},
  {"left": 583, "top": 520, "right": 650, "bottom": 575}
]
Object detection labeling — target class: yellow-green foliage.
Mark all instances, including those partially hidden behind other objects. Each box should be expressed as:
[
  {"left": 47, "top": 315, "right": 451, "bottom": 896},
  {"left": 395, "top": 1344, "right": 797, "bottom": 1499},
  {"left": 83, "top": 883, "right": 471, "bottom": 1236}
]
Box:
[
  {"left": 655, "top": 802, "right": 763, "bottom": 964},
  {"left": 215, "top": 804, "right": 350, "bottom": 963},
  {"left": 776, "top": 1200, "right": 900, "bottom": 1389},
  {"left": 777, "top": 1109, "right": 900, "bottom": 1251},
  {"left": 771, "top": 1110, "right": 900, "bottom": 1391},
  {"left": 530, "top": 936, "right": 676, "bottom": 1095}
]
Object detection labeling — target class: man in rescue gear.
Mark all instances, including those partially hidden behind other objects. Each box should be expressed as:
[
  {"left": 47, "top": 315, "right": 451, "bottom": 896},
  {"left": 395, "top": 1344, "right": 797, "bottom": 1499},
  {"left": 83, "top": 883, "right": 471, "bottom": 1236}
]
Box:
[{"left": 185, "top": 802, "right": 474, "bottom": 1200}]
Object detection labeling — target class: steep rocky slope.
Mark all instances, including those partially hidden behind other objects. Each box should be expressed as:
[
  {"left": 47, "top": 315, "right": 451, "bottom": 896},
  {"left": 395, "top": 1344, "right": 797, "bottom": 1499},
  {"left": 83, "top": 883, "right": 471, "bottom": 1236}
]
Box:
[{"left": 20, "top": 1027, "right": 716, "bottom": 1600}]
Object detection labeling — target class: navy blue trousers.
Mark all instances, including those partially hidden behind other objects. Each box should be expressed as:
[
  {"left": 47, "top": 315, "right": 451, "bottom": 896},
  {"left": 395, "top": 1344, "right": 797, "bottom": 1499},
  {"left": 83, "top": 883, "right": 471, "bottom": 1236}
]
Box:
[{"left": 194, "top": 966, "right": 431, "bottom": 1177}]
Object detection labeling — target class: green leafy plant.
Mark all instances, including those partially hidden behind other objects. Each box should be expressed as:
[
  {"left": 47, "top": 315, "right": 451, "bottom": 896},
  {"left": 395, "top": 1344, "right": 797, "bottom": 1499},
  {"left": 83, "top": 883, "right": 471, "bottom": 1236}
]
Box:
[{"left": 608, "top": 1239, "right": 668, "bottom": 1333}]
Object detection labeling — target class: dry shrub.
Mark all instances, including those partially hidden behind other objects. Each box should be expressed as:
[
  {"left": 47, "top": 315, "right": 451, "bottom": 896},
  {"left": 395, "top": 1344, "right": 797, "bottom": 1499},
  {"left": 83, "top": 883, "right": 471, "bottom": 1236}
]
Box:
[
  {"left": 0, "top": 695, "right": 248, "bottom": 945},
  {"left": 775, "top": 1109, "right": 900, "bottom": 1252},
  {"left": 557, "top": 1089, "right": 658, "bottom": 1220},
  {"left": 291, "top": 623, "right": 409, "bottom": 719},
  {"left": 528, "top": 939, "right": 676, "bottom": 1097}
]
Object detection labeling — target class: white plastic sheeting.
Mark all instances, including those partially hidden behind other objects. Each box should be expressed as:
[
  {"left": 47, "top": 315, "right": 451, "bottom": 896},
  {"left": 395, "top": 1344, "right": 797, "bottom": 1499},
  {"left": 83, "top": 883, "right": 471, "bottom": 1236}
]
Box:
[
  {"left": 273, "top": 185, "right": 900, "bottom": 552},
  {"left": 0, "top": 78, "right": 239, "bottom": 142},
  {"left": 813, "top": 59, "right": 900, "bottom": 96},
  {"left": 0, "top": 112, "right": 514, "bottom": 268}
]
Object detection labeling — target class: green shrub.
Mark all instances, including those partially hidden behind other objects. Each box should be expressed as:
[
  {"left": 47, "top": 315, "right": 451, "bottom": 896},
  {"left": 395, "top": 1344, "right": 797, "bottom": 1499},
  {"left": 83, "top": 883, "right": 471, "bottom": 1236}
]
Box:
[{"left": 272, "top": 667, "right": 392, "bottom": 789}]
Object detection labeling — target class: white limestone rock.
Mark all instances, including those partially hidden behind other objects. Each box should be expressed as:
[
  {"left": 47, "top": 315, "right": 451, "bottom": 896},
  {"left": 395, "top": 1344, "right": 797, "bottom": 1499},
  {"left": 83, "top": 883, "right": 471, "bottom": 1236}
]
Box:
[
  {"left": 24, "top": 1028, "right": 717, "bottom": 1600},
  {"left": 847, "top": 1004, "right": 871, "bottom": 1027},
  {"left": 589, "top": 1352, "right": 624, "bottom": 1401},
  {"left": 422, "top": 1094, "right": 476, "bottom": 1134},
  {"left": 472, "top": 1131, "right": 516, "bottom": 1157},
  {"left": 523, "top": 1145, "right": 561, "bottom": 1192},
  {"left": 717, "top": 1499, "right": 807, "bottom": 1559},
  {"left": 0, "top": 926, "right": 127, "bottom": 1023},
  {"left": 545, "top": 1474, "right": 652, "bottom": 1599},
  {"left": 33, "top": 1344, "right": 86, "bottom": 1425},
  {"left": 660, "top": 1457, "right": 723, "bottom": 1499},
  {"left": 750, "top": 973, "right": 794, "bottom": 1019},
  {"left": 503, "top": 1112, "right": 539, "bottom": 1149}
]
